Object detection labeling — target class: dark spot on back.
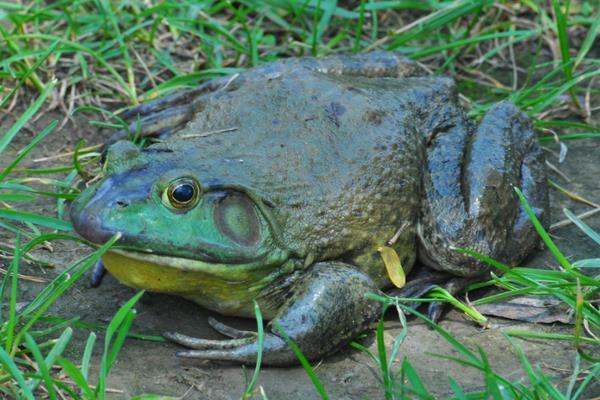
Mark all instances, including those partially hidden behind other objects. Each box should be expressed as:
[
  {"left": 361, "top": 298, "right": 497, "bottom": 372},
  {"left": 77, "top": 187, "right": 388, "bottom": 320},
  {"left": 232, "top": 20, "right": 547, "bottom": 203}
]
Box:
[
  {"left": 325, "top": 102, "right": 346, "bottom": 128},
  {"left": 363, "top": 110, "right": 385, "bottom": 126}
]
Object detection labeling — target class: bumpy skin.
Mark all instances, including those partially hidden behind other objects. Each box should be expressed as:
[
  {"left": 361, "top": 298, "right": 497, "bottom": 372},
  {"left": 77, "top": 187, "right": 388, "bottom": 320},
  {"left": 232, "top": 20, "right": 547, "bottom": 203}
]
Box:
[{"left": 70, "top": 52, "right": 549, "bottom": 366}]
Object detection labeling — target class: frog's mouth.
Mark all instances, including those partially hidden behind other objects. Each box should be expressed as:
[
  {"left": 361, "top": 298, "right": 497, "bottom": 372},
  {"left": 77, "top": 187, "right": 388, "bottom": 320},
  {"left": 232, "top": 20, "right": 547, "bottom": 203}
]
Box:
[{"left": 101, "top": 247, "right": 292, "bottom": 295}]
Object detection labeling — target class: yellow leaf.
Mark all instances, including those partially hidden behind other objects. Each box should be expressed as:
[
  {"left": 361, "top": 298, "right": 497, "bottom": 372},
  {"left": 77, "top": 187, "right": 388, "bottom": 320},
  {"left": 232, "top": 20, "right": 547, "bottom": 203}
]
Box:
[{"left": 378, "top": 246, "right": 405, "bottom": 288}]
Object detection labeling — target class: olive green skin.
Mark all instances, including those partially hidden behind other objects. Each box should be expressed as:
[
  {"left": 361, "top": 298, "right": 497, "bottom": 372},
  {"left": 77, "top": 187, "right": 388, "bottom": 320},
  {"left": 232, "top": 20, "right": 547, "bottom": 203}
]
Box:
[{"left": 70, "top": 52, "right": 549, "bottom": 365}]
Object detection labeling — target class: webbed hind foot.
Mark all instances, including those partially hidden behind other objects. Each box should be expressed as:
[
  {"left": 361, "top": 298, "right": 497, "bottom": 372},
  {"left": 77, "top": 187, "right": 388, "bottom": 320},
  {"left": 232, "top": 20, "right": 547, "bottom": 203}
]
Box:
[{"left": 389, "top": 267, "right": 473, "bottom": 323}]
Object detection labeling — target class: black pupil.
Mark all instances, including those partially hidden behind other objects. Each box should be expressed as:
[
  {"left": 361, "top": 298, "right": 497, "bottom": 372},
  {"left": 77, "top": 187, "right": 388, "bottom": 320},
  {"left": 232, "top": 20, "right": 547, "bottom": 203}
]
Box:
[{"left": 172, "top": 184, "right": 194, "bottom": 203}]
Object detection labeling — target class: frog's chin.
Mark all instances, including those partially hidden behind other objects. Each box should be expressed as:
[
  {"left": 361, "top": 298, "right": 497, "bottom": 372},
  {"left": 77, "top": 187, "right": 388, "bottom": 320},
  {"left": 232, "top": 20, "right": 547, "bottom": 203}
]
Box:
[{"left": 100, "top": 248, "right": 290, "bottom": 294}]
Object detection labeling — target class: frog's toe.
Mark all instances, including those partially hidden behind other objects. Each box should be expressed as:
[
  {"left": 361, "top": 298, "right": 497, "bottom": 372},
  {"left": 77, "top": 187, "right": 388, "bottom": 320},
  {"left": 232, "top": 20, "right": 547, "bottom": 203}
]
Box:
[
  {"left": 426, "top": 302, "right": 446, "bottom": 323},
  {"left": 208, "top": 317, "right": 256, "bottom": 339},
  {"left": 163, "top": 331, "right": 255, "bottom": 350},
  {"left": 389, "top": 268, "right": 473, "bottom": 322},
  {"left": 90, "top": 258, "right": 106, "bottom": 288},
  {"left": 164, "top": 330, "right": 295, "bottom": 365}
]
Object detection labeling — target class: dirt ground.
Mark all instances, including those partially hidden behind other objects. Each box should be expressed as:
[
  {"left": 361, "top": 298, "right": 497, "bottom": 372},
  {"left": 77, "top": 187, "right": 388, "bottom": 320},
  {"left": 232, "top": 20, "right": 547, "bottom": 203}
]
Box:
[{"left": 1, "top": 104, "right": 599, "bottom": 399}]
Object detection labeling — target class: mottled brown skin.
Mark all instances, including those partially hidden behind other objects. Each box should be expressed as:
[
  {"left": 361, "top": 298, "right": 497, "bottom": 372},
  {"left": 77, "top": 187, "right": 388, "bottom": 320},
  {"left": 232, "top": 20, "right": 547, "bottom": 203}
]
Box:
[{"left": 71, "top": 52, "right": 549, "bottom": 365}]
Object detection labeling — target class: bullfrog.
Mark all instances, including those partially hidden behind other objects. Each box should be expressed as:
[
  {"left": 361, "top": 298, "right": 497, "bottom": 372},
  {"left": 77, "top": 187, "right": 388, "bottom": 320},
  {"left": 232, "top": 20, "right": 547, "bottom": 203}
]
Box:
[{"left": 70, "top": 52, "right": 549, "bottom": 366}]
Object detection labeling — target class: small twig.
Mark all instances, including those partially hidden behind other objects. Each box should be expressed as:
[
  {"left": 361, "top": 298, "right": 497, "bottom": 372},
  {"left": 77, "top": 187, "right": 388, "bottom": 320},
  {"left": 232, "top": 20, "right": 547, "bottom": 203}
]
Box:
[
  {"left": 33, "top": 144, "right": 101, "bottom": 162},
  {"left": 178, "top": 126, "right": 239, "bottom": 139},
  {"left": 551, "top": 207, "right": 600, "bottom": 231},
  {"left": 545, "top": 160, "right": 571, "bottom": 182},
  {"left": 548, "top": 180, "right": 600, "bottom": 209},
  {"left": 387, "top": 222, "right": 410, "bottom": 246},
  {"left": 0, "top": 267, "right": 48, "bottom": 283}
]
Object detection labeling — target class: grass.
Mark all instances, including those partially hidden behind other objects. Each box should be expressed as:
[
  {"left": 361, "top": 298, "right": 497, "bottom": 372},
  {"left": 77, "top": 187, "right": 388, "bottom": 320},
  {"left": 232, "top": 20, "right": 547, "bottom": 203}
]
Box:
[{"left": 1, "top": 0, "right": 599, "bottom": 398}]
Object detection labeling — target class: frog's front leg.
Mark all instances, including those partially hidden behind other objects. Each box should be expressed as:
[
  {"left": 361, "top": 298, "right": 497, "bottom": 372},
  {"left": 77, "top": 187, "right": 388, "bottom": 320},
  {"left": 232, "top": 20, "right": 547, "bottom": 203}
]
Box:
[
  {"left": 164, "top": 262, "right": 380, "bottom": 366},
  {"left": 410, "top": 102, "right": 549, "bottom": 319}
]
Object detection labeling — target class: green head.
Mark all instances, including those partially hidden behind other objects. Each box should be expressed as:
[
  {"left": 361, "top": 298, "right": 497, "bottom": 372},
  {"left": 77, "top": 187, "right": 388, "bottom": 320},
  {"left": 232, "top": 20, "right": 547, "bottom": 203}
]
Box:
[{"left": 70, "top": 141, "right": 293, "bottom": 316}]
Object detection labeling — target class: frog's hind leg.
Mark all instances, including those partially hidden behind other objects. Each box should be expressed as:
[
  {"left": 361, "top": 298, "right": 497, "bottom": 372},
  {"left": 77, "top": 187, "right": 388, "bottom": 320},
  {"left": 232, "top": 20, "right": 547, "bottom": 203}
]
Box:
[
  {"left": 418, "top": 101, "right": 549, "bottom": 278},
  {"left": 120, "top": 75, "right": 235, "bottom": 119},
  {"left": 402, "top": 102, "right": 549, "bottom": 321}
]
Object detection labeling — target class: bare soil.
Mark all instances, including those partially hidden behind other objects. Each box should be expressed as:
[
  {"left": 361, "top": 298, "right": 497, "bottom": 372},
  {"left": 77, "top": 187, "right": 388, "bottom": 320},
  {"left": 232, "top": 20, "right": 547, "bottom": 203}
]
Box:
[{"left": 1, "top": 105, "right": 599, "bottom": 399}]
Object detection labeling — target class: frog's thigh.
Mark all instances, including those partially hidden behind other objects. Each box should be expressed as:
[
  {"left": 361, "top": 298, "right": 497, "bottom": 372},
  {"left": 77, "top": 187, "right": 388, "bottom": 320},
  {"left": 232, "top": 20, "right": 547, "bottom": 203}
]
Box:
[
  {"left": 166, "top": 262, "right": 380, "bottom": 366},
  {"left": 419, "top": 102, "right": 549, "bottom": 277}
]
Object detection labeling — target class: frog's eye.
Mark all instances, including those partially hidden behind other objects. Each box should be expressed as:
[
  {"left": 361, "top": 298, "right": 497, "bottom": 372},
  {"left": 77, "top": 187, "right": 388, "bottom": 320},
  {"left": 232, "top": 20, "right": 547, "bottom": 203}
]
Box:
[{"left": 162, "top": 178, "right": 201, "bottom": 210}]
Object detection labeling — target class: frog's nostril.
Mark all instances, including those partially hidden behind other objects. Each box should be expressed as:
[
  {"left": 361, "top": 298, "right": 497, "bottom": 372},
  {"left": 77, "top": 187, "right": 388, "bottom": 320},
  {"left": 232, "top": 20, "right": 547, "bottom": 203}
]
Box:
[{"left": 116, "top": 200, "right": 129, "bottom": 208}]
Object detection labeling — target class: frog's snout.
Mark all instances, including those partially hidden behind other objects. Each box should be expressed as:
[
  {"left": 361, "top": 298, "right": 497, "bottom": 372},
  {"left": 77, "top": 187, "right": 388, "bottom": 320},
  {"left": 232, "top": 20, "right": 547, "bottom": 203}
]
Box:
[
  {"left": 70, "top": 178, "right": 127, "bottom": 245},
  {"left": 71, "top": 205, "right": 115, "bottom": 244}
]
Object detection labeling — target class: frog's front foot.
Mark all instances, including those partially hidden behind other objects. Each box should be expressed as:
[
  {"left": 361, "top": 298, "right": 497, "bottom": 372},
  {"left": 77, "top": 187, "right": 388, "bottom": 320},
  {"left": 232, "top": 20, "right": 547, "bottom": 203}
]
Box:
[
  {"left": 164, "top": 263, "right": 380, "bottom": 366},
  {"left": 90, "top": 258, "right": 107, "bottom": 287}
]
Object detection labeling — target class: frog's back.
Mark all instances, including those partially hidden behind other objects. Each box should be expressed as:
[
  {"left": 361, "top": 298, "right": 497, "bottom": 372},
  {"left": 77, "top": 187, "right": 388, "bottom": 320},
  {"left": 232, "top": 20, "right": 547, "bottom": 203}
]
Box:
[{"left": 165, "top": 70, "right": 459, "bottom": 286}]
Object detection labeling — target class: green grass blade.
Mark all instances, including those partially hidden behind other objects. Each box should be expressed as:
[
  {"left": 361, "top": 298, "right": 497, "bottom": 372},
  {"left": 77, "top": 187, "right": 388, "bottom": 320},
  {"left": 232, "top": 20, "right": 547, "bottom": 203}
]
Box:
[
  {"left": 563, "top": 208, "right": 600, "bottom": 247},
  {"left": 242, "top": 301, "right": 264, "bottom": 400},
  {"left": 505, "top": 330, "right": 599, "bottom": 345},
  {"left": 107, "top": 309, "right": 136, "bottom": 367},
  {"left": 447, "top": 377, "right": 468, "bottom": 399},
  {"left": 81, "top": 332, "right": 97, "bottom": 380},
  {"left": 0, "top": 40, "right": 58, "bottom": 109},
  {"left": 565, "top": 352, "right": 581, "bottom": 399},
  {"left": 56, "top": 356, "right": 94, "bottom": 399},
  {"left": 572, "top": 362, "right": 600, "bottom": 399},
  {"left": 97, "top": 290, "right": 145, "bottom": 399},
  {"left": 41, "top": 328, "right": 73, "bottom": 371},
  {"left": 4, "top": 233, "right": 21, "bottom": 352},
  {"left": 387, "top": 303, "right": 408, "bottom": 373},
  {"left": 8, "top": 33, "right": 132, "bottom": 101},
  {"left": 550, "top": 0, "right": 579, "bottom": 109},
  {"left": 411, "top": 30, "right": 538, "bottom": 59},
  {"left": 529, "top": 68, "right": 600, "bottom": 114},
  {"left": 0, "top": 78, "right": 57, "bottom": 154},
  {"left": 272, "top": 322, "right": 330, "bottom": 400},
  {"left": 400, "top": 357, "right": 432, "bottom": 399},
  {"left": 0, "top": 209, "right": 73, "bottom": 231},
  {"left": 386, "top": 0, "right": 493, "bottom": 50},
  {"left": 427, "top": 287, "right": 488, "bottom": 326},
  {"left": 0, "top": 347, "right": 35, "bottom": 400},
  {"left": 514, "top": 187, "right": 571, "bottom": 270},
  {"left": 13, "top": 235, "right": 119, "bottom": 352},
  {"left": 23, "top": 334, "right": 56, "bottom": 400},
  {"left": 310, "top": 0, "right": 322, "bottom": 55},
  {"left": 376, "top": 312, "right": 391, "bottom": 400},
  {"left": 98, "top": 0, "right": 137, "bottom": 103},
  {"left": 0, "top": 120, "right": 57, "bottom": 182},
  {"left": 574, "top": 9, "right": 600, "bottom": 69},
  {"left": 352, "top": 0, "right": 366, "bottom": 53},
  {"left": 349, "top": 341, "right": 379, "bottom": 365}
]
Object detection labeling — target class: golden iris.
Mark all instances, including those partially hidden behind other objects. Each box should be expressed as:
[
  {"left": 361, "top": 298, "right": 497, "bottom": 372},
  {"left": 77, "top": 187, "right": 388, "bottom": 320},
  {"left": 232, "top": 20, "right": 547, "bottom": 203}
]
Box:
[{"left": 163, "top": 177, "right": 201, "bottom": 210}]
